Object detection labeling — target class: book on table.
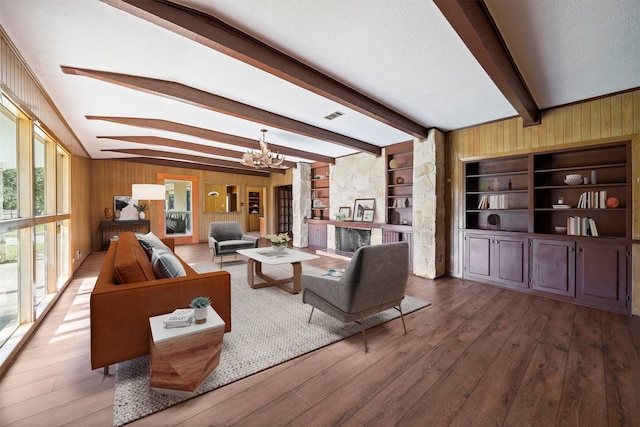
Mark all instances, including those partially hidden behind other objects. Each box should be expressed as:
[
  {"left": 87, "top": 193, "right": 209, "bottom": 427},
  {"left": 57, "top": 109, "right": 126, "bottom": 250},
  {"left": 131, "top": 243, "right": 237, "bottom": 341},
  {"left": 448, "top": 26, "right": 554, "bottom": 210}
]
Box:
[{"left": 163, "top": 308, "right": 194, "bottom": 328}]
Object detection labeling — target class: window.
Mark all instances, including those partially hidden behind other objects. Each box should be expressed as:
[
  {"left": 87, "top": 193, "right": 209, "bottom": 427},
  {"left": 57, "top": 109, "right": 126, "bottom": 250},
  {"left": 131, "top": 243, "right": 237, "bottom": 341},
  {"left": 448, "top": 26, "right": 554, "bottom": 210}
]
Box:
[
  {"left": 0, "top": 98, "right": 20, "bottom": 346},
  {"left": 1, "top": 99, "right": 18, "bottom": 220},
  {"left": 0, "top": 94, "right": 71, "bottom": 357},
  {"left": 33, "top": 125, "right": 46, "bottom": 216}
]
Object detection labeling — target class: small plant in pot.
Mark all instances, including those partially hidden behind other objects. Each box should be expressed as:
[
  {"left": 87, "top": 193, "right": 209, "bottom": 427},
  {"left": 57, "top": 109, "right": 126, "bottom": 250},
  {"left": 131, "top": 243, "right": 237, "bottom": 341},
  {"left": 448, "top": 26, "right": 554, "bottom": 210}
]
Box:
[
  {"left": 190, "top": 296, "right": 211, "bottom": 324},
  {"left": 134, "top": 203, "right": 149, "bottom": 219}
]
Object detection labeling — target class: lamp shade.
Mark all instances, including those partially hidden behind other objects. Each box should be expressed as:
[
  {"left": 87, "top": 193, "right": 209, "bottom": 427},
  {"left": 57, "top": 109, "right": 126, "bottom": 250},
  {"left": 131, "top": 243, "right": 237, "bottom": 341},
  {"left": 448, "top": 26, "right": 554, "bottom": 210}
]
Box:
[{"left": 132, "top": 184, "right": 165, "bottom": 200}]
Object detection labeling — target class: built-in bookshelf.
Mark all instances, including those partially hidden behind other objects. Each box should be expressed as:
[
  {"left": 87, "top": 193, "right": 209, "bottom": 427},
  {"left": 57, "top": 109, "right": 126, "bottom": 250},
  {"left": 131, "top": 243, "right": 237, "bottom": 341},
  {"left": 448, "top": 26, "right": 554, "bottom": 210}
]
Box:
[
  {"left": 533, "top": 142, "right": 629, "bottom": 238},
  {"left": 386, "top": 141, "right": 413, "bottom": 226},
  {"left": 311, "top": 162, "right": 330, "bottom": 220},
  {"left": 463, "top": 141, "right": 632, "bottom": 314},
  {"left": 464, "top": 155, "right": 529, "bottom": 233}
]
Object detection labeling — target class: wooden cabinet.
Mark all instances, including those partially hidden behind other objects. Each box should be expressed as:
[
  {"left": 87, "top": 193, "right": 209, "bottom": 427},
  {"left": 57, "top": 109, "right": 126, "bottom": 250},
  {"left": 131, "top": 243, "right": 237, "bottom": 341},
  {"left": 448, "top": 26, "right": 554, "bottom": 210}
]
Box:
[
  {"left": 386, "top": 141, "right": 413, "bottom": 225},
  {"left": 308, "top": 221, "right": 328, "bottom": 249},
  {"left": 311, "top": 162, "right": 330, "bottom": 220},
  {"left": 464, "top": 231, "right": 528, "bottom": 290},
  {"left": 530, "top": 238, "right": 575, "bottom": 297},
  {"left": 463, "top": 141, "right": 632, "bottom": 313},
  {"left": 576, "top": 241, "right": 628, "bottom": 311}
]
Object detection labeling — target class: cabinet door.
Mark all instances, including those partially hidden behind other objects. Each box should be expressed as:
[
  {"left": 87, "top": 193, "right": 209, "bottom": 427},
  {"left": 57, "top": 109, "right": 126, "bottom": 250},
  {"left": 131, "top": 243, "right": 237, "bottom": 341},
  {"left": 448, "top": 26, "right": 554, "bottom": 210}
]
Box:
[
  {"left": 531, "top": 238, "right": 575, "bottom": 297},
  {"left": 495, "top": 235, "right": 528, "bottom": 289},
  {"left": 576, "top": 242, "right": 628, "bottom": 311},
  {"left": 308, "top": 223, "right": 327, "bottom": 249},
  {"left": 464, "top": 233, "right": 492, "bottom": 280}
]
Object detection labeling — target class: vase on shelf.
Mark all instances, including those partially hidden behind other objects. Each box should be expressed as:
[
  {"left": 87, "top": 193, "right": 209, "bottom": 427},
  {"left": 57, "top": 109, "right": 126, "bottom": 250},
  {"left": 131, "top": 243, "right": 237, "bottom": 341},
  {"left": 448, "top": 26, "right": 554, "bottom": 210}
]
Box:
[{"left": 138, "top": 211, "right": 145, "bottom": 220}]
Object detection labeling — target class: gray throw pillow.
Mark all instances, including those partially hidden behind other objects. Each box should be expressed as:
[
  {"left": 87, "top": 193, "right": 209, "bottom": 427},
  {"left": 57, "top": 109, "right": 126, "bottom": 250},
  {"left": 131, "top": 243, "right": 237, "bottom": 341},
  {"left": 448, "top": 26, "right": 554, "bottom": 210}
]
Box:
[
  {"left": 151, "top": 248, "right": 186, "bottom": 279},
  {"left": 136, "top": 231, "right": 171, "bottom": 258}
]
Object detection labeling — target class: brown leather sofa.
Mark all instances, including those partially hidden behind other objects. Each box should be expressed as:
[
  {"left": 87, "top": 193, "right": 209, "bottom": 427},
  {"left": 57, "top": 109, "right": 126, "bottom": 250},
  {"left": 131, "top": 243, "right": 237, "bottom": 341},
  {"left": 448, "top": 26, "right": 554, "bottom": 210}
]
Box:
[{"left": 90, "top": 231, "right": 231, "bottom": 371}]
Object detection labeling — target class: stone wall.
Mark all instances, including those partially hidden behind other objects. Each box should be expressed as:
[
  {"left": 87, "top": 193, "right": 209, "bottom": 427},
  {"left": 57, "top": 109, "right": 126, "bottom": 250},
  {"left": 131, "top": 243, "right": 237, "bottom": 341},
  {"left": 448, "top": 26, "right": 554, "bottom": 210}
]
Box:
[
  {"left": 292, "top": 163, "right": 311, "bottom": 248},
  {"left": 331, "top": 152, "right": 386, "bottom": 221},
  {"left": 412, "top": 129, "right": 446, "bottom": 279}
]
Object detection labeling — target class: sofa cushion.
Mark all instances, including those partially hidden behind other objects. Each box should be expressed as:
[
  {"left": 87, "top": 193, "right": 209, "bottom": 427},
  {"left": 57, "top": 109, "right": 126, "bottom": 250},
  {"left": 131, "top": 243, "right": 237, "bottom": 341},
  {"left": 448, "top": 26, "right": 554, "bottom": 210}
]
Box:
[
  {"left": 151, "top": 248, "right": 187, "bottom": 279},
  {"left": 137, "top": 231, "right": 172, "bottom": 258},
  {"left": 113, "top": 232, "right": 156, "bottom": 284},
  {"left": 217, "top": 239, "right": 258, "bottom": 253}
]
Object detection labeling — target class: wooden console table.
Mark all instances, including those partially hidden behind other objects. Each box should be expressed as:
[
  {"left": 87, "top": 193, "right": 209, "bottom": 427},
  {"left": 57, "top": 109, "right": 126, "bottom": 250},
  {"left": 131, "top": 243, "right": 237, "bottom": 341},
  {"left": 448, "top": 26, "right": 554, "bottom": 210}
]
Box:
[{"left": 100, "top": 220, "right": 150, "bottom": 249}]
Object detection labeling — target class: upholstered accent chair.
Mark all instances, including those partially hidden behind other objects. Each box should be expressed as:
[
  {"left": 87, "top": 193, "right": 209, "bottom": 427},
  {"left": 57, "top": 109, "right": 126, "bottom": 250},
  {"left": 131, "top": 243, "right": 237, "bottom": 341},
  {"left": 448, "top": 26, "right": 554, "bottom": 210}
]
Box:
[
  {"left": 208, "top": 221, "right": 259, "bottom": 265},
  {"left": 301, "top": 241, "right": 410, "bottom": 352}
]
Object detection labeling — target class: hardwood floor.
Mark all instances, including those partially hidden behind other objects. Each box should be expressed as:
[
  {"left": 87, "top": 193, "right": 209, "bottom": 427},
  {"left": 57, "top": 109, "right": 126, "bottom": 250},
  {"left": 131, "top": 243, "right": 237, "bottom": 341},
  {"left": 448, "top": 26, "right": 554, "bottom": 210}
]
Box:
[{"left": 2, "top": 242, "right": 640, "bottom": 426}]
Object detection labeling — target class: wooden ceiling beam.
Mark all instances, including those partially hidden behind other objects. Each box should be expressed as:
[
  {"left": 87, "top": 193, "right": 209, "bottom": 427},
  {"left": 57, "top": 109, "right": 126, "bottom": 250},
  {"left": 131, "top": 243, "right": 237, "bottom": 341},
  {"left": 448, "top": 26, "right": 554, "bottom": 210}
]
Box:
[
  {"left": 434, "top": 0, "right": 540, "bottom": 126},
  {"left": 62, "top": 66, "right": 380, "bottom": 155},
  {"left": 100, "top": 0, "right": 428, "bottom": 138},
  {"left": 92, "top": 126, "right": 335, "bottom": 164},
  {"left": 102, "top": 147, "right": 289, "bottom": 172},
  {"left": 107, "top": 156, "right": 272, "bottom": 176}
]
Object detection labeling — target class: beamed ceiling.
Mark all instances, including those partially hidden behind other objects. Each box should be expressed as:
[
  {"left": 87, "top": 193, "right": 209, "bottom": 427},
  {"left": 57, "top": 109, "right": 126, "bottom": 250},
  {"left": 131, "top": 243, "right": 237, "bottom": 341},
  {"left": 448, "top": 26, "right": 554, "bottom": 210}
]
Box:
[{"left": 1, "top": 0, "right": 639, "bottom": 176}]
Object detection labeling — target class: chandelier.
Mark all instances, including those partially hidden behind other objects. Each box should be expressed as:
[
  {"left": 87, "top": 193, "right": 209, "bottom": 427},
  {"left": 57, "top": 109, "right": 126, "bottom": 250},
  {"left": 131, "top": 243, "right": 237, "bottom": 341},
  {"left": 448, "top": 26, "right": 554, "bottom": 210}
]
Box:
[{"left": 240, "top": 129, "right": 286, "bottom": 169}]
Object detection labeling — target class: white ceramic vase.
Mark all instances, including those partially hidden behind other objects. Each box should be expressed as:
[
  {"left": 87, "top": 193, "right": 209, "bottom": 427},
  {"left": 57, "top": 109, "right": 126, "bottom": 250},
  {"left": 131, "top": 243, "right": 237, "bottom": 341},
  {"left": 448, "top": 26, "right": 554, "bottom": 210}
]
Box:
[
  {"left": 138, "top": 211, "right": 145, "bottom": 220},
  {"left": 272, "top": 244, "right": 286, "bottom": 252},
  {"left": 194, "top": 307, "right": 207, "bottom": 324}
]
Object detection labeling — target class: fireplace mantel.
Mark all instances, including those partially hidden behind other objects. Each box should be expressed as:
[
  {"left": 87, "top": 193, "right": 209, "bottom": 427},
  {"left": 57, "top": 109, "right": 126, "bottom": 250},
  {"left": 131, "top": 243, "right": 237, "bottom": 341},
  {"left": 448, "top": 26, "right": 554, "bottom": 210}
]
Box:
[{"left": 305, "top": 218, "right": 412, "bottom": 232}]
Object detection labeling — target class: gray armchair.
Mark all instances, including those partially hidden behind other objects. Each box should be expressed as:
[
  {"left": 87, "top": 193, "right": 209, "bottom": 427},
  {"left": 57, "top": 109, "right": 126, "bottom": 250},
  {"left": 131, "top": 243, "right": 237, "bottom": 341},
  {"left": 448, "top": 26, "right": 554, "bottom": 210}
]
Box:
[
  {"left": 301, "top": 241, "right": 410, "bottom": 352},
  {"left": 208, "top": 221, "right": 259, "bottom": 265}
]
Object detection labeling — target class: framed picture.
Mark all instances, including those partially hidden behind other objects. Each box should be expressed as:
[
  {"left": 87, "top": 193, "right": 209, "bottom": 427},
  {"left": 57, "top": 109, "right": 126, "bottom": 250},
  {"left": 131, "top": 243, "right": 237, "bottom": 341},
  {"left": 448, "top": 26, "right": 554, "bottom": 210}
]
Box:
[
  {"left": 114, "top": 196, "right": 138, "bottom": 220},
  {"left": 362, "top": 208, "right": 374, "bottom": 222},
  {"left": 338, "top": 206, "right": 351, "bottom": 218},
  {"left": 353, "top": 198, "right": 375, "bottom": 221}
]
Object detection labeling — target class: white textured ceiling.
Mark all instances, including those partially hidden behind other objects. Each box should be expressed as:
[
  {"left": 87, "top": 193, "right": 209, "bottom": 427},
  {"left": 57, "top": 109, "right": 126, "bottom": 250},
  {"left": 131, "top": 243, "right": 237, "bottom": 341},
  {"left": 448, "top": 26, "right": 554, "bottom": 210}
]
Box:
[{"left": 0, "top": 0, "right": 639, "bottom": 168}]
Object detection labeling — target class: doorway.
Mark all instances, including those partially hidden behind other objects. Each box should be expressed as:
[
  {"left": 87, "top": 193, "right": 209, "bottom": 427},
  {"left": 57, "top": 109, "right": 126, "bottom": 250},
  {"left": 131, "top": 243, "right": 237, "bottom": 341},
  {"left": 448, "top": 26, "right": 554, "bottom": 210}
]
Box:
[
  {"left": 275, "top": 185, "right": 293, "bottom": 236},
  {"left": 157, "top": 173, "right": 199, "bottom": 245}
]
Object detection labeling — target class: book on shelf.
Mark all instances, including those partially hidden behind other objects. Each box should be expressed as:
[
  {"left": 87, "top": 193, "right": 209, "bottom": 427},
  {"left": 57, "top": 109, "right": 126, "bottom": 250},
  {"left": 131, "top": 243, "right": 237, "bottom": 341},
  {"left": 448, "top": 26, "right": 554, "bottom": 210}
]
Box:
[
  {"left": 577, "top": 190, "right": 607, "bottom": 209},
  {"left": 552, "top": 204, "right": 571, "bottom": 209},
  {"left": 566, "top": 216, "right": 598, "bottom": 236},
  {"left": 163, "top": 308, "right": 194, "bottom": 328},
  {"left": 477, "top": 194, "right": 508, "bottom": 209}
]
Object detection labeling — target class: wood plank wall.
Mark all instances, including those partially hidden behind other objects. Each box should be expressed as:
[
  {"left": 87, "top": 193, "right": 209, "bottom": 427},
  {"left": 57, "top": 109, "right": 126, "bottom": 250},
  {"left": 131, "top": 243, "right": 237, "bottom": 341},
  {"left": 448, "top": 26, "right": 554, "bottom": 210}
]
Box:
[
  {"left": 1, "top": 29, "right": 94, "bottom": 275},
  {"left": 90, "top": 160, "right": 288, "bottom": 251},
  {"left": 0, "top": 29, "right": 86, "bottom": 158},
  {"left": 447, "top": 90, "right": 640, "bottom": 314}
]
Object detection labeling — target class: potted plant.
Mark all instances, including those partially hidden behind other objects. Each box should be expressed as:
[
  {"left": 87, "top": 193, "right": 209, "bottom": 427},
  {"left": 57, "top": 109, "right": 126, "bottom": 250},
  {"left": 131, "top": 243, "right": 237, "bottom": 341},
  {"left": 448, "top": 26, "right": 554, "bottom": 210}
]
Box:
[
  {"left": 134, "top": 203, "right": 149, "bottom": 220},
  {"left": 189, "top": 296, "right": 211, "bottom": 324},
  {"left": 265, "top": 233, "right": 291, "bottom": 251}
]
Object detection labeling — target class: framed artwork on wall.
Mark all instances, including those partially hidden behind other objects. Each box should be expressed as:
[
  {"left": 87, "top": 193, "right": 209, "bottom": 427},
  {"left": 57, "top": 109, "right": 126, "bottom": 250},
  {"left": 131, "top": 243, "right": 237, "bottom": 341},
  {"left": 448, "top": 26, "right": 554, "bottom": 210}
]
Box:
[
  {"left": 338, "top": 206, "right": 351, "bottom": 219},
  {"left": 353, "top": 198, "right": 375, "bottom": 222},
  {"left": 114, "top": 196, "right": 138, "bottom": 220}
]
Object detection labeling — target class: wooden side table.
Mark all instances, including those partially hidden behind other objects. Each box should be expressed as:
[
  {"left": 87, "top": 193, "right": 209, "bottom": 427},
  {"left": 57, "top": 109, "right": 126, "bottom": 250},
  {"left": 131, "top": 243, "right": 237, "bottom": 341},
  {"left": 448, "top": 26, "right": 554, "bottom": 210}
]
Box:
[{"left": 148, "top": 306, "right": 225, "bottom": 396}]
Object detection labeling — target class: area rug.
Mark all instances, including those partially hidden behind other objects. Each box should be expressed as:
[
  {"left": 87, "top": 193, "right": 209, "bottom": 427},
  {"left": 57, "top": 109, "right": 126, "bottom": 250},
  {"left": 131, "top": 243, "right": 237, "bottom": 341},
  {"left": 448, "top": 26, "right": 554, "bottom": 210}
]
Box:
[{"left": 113, "top": 260, "right": 431, "bottom": 426}]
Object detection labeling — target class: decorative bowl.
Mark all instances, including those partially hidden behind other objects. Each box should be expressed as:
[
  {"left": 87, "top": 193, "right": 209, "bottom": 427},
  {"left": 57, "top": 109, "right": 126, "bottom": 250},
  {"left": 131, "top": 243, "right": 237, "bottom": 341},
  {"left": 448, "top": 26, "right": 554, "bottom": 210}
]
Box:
[
  {"left": 555, "top": 226, "right": 567, "bottom": 234},
  {"left": 564, "top": 178, "right": 582, "bottom": 185},
  {"left": 565, "top": 173, "right": 581, "bottom": 180}
]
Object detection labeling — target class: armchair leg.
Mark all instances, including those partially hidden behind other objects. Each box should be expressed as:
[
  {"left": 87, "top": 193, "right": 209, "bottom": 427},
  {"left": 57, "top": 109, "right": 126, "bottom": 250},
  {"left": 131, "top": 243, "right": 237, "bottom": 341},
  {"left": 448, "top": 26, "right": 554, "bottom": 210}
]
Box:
[
  {"left": 307, "top": 307, "right": 315, "bottom": 323},
  {"left": 360, "top": 314, "right": 368, "bottom": 353},
  {"left": 398, "top": 305, "right": 407, "bottom": 334},
  {"left": 103, "top": 365, "right": 109, "bottom": 375}
]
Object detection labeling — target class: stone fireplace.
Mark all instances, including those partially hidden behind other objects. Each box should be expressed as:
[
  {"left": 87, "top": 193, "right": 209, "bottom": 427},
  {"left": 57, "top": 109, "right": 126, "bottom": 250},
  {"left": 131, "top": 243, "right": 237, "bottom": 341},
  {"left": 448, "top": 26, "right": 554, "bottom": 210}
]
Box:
[{"left": 335, "top": 227, "right": 371, "bottom": 253}]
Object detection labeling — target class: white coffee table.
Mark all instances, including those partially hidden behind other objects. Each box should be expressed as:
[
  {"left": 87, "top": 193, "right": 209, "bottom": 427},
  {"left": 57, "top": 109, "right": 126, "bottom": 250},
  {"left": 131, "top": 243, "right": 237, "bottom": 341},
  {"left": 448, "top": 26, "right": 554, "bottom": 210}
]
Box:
[
  {"left": 148, "top": 306, "right": 225, "bottom": 397},
  {"left": 237, "top": 247, "right": 319, "bottom": 294}
]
